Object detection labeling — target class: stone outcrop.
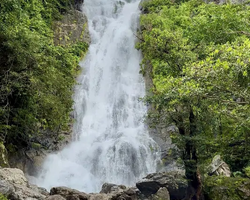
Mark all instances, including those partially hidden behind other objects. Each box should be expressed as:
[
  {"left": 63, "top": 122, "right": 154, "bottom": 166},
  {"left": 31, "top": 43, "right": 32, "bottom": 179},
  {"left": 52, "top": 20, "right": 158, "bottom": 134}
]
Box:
[
  {"left": 49, "top": 185, "right": 138, "bottom": 200},
  {"left": 151, "top": 187, "right": 170, "bottom": 200},
  {"left": 136, "top": 171, "right": 188, "bottom": 200},
  {"left": 208, "top": 155, "right": 231, "bottom": 177},
  {"left": 0, "top": 168, "right": 48, "bottom": 200},
  {"left": 100, "top": 183, "right": 126, "bottom": 194},
  {"left": 157, "top": 126, "right": 185, "bottom": 174},
  {"left": 49, "top": 187, "right": 89, "bottom": 200},
  {"left": 74, "top": 0, "right": 84, "bottom": 11},
  {"left": 0, "top": 167, "right": 183, "bottom": 200},
  {"left": 53, "top": 9, "right": 90, "bottom": 47},
  {"left": 8, "top": 129, "right": 72, "bottom": 176}
]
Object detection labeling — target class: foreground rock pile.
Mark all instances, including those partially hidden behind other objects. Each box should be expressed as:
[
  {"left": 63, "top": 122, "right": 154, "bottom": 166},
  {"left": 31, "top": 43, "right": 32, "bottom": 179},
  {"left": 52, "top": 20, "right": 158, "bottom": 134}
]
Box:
[
  {"left": 0, "top": 168, "right": 187, "bottom": 200},
  {"left": 2, "top": 161, "right": 250, "bottom": 200}
]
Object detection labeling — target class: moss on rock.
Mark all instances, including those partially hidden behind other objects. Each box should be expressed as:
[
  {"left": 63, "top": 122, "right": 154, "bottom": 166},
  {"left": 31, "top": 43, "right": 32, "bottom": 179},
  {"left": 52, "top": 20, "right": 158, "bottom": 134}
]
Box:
[
  {"left": 0, "top": 194, "right": 8, "bottom": 200},
  {"left": 0, "top": 143, "right": 9, "bottom": 168},
  {"left": 53, "top": 9, "right": 90, "bottom": 47},
  {"left": 204, "top": 176, "right": 250, "bottom": 200}
]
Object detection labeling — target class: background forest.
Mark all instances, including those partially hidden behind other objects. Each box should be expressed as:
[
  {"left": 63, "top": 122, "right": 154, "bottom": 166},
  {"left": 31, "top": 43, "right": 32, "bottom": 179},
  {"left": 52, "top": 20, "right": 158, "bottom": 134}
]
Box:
[
  {"left": 138, "top": 0, "right": 250, "bottom": 198},
  {"left": 0, "top": 0, "right": 88, "bottom": 155}
]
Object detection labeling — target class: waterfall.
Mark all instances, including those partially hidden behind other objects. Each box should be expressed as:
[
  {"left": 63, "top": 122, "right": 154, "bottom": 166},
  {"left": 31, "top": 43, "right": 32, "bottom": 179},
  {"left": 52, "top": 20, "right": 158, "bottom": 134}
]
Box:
[{"left": 35, "top": 0, "right": 159, "bottom": 193}]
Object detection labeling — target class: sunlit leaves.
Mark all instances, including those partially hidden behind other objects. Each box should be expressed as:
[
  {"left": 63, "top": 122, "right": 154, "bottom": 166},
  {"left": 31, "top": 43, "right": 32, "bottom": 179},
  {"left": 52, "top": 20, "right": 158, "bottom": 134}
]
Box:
[
  {"left": 139, "top": 0, "right": 250, "bottom": 171},
  {"left": 0, "top": 0, "right": 88, "bottom": 150}
]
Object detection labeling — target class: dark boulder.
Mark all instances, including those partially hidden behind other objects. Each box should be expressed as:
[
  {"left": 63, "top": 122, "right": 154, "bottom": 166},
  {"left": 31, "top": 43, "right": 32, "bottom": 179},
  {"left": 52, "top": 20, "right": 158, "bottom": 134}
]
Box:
[
  {"left": 75, "top": 0, "right": 84, "bottom": 11},
  {"left": 136, "top": 171, "right": 188, "bottom": 200}
]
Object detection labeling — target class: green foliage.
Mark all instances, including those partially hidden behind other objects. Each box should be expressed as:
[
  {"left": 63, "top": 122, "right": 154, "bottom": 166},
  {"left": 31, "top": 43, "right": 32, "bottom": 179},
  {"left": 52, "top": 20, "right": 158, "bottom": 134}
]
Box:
[
  {"left": 0, "top": 0, "right": 88, "bottom": 151},
  {"left": 0, "top": 194, "right": 8, "bottom": 200},
  {"left": 204, "top": 176, "right": 250, "bottom": 200},
  {"left": 139, "top": 0, "right": 250, "bottom": 174},
  {"left": 244, "top": 166, "right": 250, "bottom": 178}
]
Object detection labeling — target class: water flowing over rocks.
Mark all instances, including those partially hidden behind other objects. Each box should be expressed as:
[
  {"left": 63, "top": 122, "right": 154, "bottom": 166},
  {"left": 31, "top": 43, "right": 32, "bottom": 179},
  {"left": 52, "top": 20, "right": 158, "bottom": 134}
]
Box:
[
  {"left": 8, "top": 5, "right": 90, "bottom": 176},
  {"left": 32, "top": 0, "right": 159, "bottom": 193},
  {"left": 8, "top": 0, "right": 185, "bottom": 198}
]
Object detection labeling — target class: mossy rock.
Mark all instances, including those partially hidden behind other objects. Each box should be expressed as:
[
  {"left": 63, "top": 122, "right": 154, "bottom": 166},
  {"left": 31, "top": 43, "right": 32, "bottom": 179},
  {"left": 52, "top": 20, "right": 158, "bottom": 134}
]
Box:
[
  {"left": 204, "top": 176, "right": 250, "bottom": 200},
  {"left": 53, "top": 9, "right": 90, "bottom": 46},
  {"left": 0, "top": 143, "right": 9, "bottom": 167},
  {"left": 244, "top": 166, "right": 250, "bottom": 178}
]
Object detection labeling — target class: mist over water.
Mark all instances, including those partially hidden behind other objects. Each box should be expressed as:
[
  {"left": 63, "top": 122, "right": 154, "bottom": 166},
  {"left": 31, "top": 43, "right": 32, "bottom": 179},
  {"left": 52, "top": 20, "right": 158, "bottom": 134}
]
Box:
[{"left": 35, "top": 0, "right": 159, "bottom": 193}]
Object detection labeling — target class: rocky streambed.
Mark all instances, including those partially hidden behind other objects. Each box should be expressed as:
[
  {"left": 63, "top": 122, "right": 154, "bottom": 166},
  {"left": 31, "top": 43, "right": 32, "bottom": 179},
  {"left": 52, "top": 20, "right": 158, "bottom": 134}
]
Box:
[
  {"left": 2, "top": 155, "right": 250, "bottom": 200},
  {"left": 0, "top": 168, "right": 187, "bottom": 200}
]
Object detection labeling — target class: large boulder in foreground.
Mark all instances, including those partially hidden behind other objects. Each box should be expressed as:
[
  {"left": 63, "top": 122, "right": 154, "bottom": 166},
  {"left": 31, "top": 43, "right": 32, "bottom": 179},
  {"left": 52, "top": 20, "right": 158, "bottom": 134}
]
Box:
[
  {"left": 0, "top": 168, "right": 48, "bottom": 200},
  {"left": 50, "top": 185, "right": 139, "bottom": 200},
  {"left": 49, "top": 183, "right": 138, "bottom": 200},
  {"left": 136, "top": 171, "right": 188, "bottom": 200},
  {"left": 0, "top": 167, "right": 180, "bottom": 200}
]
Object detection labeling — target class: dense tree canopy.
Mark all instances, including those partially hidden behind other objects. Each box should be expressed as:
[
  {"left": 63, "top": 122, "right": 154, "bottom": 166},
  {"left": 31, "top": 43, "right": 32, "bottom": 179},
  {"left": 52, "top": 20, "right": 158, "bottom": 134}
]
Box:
[
  {"left": 138, "top": 0, "right": 250, "bottom": 179},
  {"left": 0, "top": 0, "right": 88, "bottom": 152}
]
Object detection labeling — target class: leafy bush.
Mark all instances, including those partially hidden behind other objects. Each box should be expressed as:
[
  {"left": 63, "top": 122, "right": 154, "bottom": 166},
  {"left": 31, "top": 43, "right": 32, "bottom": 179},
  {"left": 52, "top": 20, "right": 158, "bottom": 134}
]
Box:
[{"left": 0, "top": 194, "right": 7, "bottom": 200}]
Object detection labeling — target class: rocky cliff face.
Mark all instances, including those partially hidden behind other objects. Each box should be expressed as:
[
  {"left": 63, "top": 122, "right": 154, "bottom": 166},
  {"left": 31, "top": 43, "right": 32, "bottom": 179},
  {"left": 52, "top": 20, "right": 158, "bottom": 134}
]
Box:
[{"left": 53, "top": 9, "right": 90, "bottom": 47}]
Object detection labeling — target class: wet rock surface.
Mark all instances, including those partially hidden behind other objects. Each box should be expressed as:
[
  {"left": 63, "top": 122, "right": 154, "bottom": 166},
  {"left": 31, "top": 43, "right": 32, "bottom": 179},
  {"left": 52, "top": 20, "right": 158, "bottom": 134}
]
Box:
[
  {"left": 0, "top": 167, "right": 186, "bottom": 200},
  {"left": 53, "top": 9, "right": 90, "bottom": 46}
]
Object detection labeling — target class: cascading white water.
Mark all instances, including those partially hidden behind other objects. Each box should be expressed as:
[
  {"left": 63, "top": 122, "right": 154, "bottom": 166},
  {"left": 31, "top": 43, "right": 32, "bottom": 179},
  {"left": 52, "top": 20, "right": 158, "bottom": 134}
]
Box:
[{"left": 35, "top": 0, "right": 159, "bottom": 193}]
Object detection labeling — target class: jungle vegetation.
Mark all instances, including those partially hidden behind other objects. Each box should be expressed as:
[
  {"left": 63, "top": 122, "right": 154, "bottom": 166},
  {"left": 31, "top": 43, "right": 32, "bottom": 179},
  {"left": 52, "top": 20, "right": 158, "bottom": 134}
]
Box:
[
  {"left": 138, "top": 0, "right": 250, "bottom": 197},
  {"left": 0, "top": 0, "right": 88, "bottom": 153}
]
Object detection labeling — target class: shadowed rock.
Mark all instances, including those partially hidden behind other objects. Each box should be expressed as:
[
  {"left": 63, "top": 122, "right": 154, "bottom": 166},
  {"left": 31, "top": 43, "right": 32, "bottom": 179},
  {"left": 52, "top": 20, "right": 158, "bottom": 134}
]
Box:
[{"left": 136, "top": 171, "right": 188, "bottom": 200}]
